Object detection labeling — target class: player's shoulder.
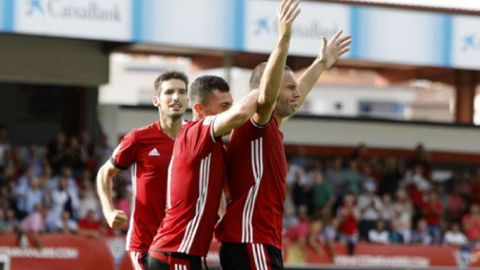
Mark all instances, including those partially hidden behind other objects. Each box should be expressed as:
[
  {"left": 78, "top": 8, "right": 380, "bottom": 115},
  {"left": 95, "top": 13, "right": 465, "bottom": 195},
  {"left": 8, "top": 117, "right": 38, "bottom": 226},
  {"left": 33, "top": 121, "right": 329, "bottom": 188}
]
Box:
[{"left": 133, "top": 122, "right": 162, "bottom": 139}]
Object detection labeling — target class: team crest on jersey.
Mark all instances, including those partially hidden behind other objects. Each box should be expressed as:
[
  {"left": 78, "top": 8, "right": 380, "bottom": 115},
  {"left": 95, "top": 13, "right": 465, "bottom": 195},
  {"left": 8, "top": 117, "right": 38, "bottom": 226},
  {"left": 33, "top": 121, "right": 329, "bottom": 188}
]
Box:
[{"left": 148, "top": 148, "right": 160, "bottom": 156}]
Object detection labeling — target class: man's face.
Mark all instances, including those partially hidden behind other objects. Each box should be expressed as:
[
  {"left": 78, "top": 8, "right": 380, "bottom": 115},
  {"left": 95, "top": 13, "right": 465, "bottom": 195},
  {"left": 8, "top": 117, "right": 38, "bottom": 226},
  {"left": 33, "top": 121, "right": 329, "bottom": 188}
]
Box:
[
  {"left": 200, "top": 89, "right": 233, "bottom": 116},
  {"left": 154, "top": 79, "right": 188, "bottom": 119},
  {"left": 275, "top": 71, "right": 301, "bottom": 118}
]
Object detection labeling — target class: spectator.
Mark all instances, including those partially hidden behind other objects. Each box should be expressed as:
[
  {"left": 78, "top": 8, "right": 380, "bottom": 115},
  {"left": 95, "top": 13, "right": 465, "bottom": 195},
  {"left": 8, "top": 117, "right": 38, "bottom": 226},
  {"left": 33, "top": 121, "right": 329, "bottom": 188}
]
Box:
[
  {"left": 292, "top": 170, "right": 308, "bottom": 209},
  {"left": 48, "top": 176, "right": 79, "bottom": 231},
  {"left": 389, "top": 218, "right": 405, "bottom": 244},
  {"left": 307, "top": 219, "right": 336, "bottom": 261},
  {"left": 24, "top": 177, "right": 44, "bottom": 214},
  {"left": 380, "top": 193, "right": 395, "bottom": 226},
  {"left": 47, "top": 132, "right": 67, "bottom": 174},
  {"left": 325, "top": 157, "right": 344, "bottom": 195},
  {"left": 378, "top": 157, "right": 403, "bottom": 196},
  {"left": 444, "top": 223, "right": 468, "bottom": 247},
  {"left": 20, "top": 203, "right": 47, "bottom": 247},
  {"left": 462, "top": 205, "right": 480, "bottom": 245},
  {"left": 57, "top": 210, "right": 78, "bottom": 234},
  {"left": 343, "top": 161, "right": 362, "bottom": 194},
  {"left": 357, "top": 182, "right": 383, "bottom": 240},
  {"left": 422, "top": 192, "right": 443, "bottom": 243},
  {"left": 393, "top": 190, "right": 413, "bottom": 243},
  {"left": 368, "top": 220, "right": 389, "bottom": 244},
  {"left": 337, "top": 193, "right": 359, "bottom": 255},
  {"left": 311, "top": 169, "right": 334, "bottom": 218},
  {"left": 411, "top": 219, "right": 433, "bottom": 245},
  {"left": 22, "top": 144, "right": 44, "bottom": 177},
  {"left": 0, "top": 125, "right": 10, "bottom": 168},
  {"left": 78, "top": 209, "right": 101, "bottom": 238},
  {"left": 94, "top": 134, "right": 113, "bottom": 170},
  {"left": 3, "top": 208, "right": 18, "bottom": 234},
  {"left": 77, "top": 176, "right": 99, "bottom": 219},
  {"left": 0, "top": 208, "right": 7, "bottom": 233}
]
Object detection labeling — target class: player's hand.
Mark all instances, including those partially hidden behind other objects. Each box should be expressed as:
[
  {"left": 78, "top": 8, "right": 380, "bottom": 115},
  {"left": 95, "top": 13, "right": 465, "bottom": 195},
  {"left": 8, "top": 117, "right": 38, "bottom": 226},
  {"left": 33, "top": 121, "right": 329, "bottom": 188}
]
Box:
[
  {"left": 106, "top": 209, "right": 128, "bottom": 228},
  {"left": 317, "top": 30, "right": 352, "bottom": 70},
  {"left": 277, "top": 0, "right": 301, "bottom": 40}
]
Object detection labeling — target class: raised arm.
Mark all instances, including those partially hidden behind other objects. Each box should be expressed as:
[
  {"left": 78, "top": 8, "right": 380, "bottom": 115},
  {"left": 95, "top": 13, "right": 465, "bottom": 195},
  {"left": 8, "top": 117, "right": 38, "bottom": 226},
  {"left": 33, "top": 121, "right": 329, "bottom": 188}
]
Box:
[
  {"left": 213, "top": 90, "right": 260, "bottom": 137},
  {"left": 96, "top": 161, "right": 128, "bottom": 228},
  {"left": 252, "top": 0, "right": 301, "bottom": 126},
  {"left": 297, "top": 30, "right": 351, "bottom": 107},
  {"left": 282, "top": 30, "right": 351, "bottom": 124}
]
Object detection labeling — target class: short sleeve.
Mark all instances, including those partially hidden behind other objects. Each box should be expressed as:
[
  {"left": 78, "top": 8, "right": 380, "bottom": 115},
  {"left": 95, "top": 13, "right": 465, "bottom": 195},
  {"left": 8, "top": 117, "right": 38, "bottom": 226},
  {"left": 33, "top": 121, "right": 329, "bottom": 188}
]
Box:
[
  {"left": 110, "top": 130, "right": 137, "bottom": 170},
  {"left": 184, "top": 116, "right": 218, "bottom": 156}
]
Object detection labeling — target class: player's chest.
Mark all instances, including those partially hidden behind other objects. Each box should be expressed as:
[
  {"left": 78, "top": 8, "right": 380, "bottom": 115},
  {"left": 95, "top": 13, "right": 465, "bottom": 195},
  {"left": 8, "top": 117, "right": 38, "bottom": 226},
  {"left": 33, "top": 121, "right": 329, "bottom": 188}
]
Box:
[{"left": 136, "top": 143, "right": 173, "bottom": 170}]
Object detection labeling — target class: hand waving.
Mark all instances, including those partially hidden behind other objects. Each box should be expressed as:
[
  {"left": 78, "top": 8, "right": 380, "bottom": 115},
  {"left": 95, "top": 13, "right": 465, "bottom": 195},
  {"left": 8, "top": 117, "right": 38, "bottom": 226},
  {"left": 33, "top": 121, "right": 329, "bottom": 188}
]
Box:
[
  {"left": 277, "top": 0, "right": 301, "bottom": 40},
  {"left": 318, "top": 30, "right": 352, "bottom": 70}
]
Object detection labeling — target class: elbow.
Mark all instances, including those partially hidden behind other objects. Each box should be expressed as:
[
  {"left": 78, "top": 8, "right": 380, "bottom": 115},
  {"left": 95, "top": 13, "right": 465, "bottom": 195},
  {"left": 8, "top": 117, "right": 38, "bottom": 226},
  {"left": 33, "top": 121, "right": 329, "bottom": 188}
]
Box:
[
  {"left": 231, "top": 111, "right": 251, "bottom": 127},
  {"left": 257, "top": 94, "right": 276, "bottom": 108}
]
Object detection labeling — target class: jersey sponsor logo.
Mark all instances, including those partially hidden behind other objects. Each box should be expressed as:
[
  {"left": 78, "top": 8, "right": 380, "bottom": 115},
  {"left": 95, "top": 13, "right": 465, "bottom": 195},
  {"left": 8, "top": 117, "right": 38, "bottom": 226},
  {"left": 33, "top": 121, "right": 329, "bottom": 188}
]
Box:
[{"left": 148, "top": 148, "right": 160, "bottom": 156}]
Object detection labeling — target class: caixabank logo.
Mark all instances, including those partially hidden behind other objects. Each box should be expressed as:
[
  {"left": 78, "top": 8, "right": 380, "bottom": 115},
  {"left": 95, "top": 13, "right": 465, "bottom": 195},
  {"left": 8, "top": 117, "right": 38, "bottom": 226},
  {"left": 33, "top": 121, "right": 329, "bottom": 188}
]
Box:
[
  {"left": 462, "top": 34, "right": 480, "bottom": 52},
  {"left": 25, "top": 0, "right": 122, "bottom": 22},
  {"left": 253, "top": 15, "right": 338, "bottom": 40}
]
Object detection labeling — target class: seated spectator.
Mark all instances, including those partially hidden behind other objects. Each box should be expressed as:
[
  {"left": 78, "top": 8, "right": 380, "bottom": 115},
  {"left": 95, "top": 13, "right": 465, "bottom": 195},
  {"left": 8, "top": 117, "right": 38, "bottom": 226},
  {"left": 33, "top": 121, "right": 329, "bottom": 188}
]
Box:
[
  {"left": 307, "top": 218, "right": 337, "bottom": 262},
  {"left": 284, "top": 205, "right": 310, "bottom": 245},
  {"left": 411, "top": 219, "right": 433, "bottom": 245},
  {"left": 444, "top": 223, "right": 468, "bottom": 247},
  {"left": 20, "top": 203, "right": 46, "bottom": 233},
  {"left": 368, "top": 220, "right": 389, "bottom": 244},
  {"left": 57, "top": 210, "right": 78, "bottom": 234},
  {"left": 78, "top": 209, "right": 101, "bottom": 238},
  {"left": 389, "top": 218, "right": 405, "bottom": 244},
  {"left": 462, "top": 205, "right": 480, "bottom": 245},
  {"left": 19, "top": 203, "right": 47, "bottom": 247},
  {"left": 0, "top": 208, "right": 7, "bottom": 233},
  {"left": 393, "top": 189, "right": 413, "bottom": 243},
  {"left": 3, "top": 208, "right": 18, "bottom": 234}
]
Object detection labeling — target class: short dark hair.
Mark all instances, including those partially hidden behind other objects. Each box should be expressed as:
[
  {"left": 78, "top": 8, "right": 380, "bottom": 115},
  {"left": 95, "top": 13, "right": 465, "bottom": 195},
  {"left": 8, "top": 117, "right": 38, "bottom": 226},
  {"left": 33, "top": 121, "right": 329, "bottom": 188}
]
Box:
[
  {"left": 249, "top": 62, "right": 293, "bottom": 90},
  {"left": 154, "top": 71, "right": 189, "bottom": 95},
  {"left": 189, "top": 75, "right": 230, "bottom": 104}
]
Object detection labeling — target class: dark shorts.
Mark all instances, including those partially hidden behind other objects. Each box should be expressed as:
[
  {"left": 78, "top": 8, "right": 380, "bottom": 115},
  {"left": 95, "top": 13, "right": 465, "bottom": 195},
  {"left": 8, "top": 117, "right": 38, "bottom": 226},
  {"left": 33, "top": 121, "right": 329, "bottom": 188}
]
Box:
[
  {"left": 148, "top": 251, "right": 202, "bottom": 270},
  {"left": 219, "top": 242, "right": 283, "bottom": 270},
  {"left": 129, "top": 251, "right": 149, "bottom": 270}
]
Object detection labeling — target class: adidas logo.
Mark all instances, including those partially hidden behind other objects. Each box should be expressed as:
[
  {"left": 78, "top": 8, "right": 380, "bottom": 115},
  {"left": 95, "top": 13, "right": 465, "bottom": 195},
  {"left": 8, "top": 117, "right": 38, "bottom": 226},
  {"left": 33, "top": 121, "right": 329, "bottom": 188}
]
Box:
[{"left": 148, "top": 148, "right": 160, "bottom": 156}]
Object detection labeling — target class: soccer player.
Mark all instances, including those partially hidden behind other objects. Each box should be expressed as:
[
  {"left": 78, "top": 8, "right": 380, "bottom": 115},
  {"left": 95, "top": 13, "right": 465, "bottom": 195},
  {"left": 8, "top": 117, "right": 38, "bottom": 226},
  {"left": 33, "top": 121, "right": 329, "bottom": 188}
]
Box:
[
  {"left": 147, "top": 75, "right": 260, "bottom": 270},
  {"left": 96, "top": 71, "right": 189, "bottom": 270},
  {"left": 215, "top": 14, "right": 352, "bottom": 270}
]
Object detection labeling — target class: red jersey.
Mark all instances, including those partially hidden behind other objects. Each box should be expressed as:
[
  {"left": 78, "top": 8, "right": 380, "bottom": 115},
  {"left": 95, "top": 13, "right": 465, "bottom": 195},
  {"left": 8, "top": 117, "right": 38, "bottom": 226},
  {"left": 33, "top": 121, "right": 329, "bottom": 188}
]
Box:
[
  {"left": 149, "top": 116, "right": 225, "bottom": 257},
  {"left": 215, "top": 117, "right": 287, "bottom": 249},
  {"left": 111, "top": 121, "right": 174, "bottom": 252}
]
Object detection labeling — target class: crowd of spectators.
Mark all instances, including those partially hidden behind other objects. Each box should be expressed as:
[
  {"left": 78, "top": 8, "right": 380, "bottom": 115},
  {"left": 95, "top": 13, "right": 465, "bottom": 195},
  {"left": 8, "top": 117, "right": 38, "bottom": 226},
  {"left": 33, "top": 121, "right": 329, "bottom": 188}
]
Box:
[
  {"left": 0, "top": 126, "right": 123, "bottom": 246},
  {"left": 1, "top": 125, "right": 479, "bottom": 257},
  {"left": 283, "top": 144, "right": 480, "bottom": 258}
]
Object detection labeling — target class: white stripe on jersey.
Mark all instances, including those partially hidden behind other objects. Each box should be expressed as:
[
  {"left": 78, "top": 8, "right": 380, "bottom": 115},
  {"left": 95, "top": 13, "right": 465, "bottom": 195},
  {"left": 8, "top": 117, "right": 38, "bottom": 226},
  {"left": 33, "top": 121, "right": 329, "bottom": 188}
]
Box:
[
  {"left": 166, "top": 155, "right": 175, "bottom": 209},
  {"left": 126, "top": 163, "right": 137, "bottom": 250},
  {"left": 178, "top": 154, "right": 211, "bottom": 253},
  {"left": 242, "top": 138, "right": 264, "bottom": 243}
]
